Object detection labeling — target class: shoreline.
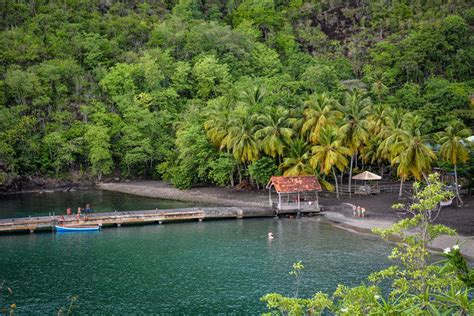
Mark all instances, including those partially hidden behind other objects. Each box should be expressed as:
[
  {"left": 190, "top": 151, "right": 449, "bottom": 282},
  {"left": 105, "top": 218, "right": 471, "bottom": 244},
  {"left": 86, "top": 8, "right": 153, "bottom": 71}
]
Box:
[
  {"left": 98, "top": 182, "right": 269, "bottom": 208},
  {"left": 0, "top": 186, "right": 93, "bottom": 195},
  {"left": 98, "top": 180, "right": 474, "bottom": 259},
  {"left": 322, "top": 211, "right": 474, "bottom": 260},
  {"left": 6, "top": 180, "right": 470, "bottom": 258}
]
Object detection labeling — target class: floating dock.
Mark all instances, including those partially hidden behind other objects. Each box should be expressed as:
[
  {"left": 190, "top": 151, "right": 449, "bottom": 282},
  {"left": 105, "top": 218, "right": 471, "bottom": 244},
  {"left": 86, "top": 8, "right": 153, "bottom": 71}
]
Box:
[{"left": 0, "top": 207, "right": 285, "bottom": 234}]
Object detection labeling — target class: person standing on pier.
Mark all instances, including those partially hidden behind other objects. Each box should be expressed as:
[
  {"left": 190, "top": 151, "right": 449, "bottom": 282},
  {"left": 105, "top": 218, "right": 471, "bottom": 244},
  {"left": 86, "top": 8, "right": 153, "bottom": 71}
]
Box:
[{"left": 85, "top": 204, "right": 91, "bottom": 215}]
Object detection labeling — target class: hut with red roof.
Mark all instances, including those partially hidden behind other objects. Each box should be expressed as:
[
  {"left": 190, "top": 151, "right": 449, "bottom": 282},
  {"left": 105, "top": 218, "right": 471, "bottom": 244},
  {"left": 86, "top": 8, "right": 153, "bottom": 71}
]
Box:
[{"left": 266, "top": 176, "right": 322, "bottom": 215}]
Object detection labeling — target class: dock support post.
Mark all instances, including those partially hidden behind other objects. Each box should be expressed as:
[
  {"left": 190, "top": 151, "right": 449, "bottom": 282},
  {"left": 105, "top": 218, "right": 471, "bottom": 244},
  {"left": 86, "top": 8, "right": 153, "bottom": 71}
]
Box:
[
  {"left": 297, "top": 192, "right": 300, "bottom": 210},
  {"left": 268, "top": 186, "right": 272, "bottom": 206},
  {"left": 278, "top": 193, "right": 281, "bottom": 212},
  {"left": 316, "top": 192, "right": 319, "bottom": 211}
]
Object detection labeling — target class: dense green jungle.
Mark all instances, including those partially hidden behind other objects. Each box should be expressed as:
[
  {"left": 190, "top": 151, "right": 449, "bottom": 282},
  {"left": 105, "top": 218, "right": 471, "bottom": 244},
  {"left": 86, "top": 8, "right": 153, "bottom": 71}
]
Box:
[{"left": 1, "top": 0, "right": 473, "bottom": 191}]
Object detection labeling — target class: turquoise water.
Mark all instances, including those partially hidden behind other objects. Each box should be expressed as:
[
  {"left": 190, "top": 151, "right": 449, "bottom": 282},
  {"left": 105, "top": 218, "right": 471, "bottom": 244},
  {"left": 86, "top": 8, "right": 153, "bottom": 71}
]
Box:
[
  {"left": 0, "top": 191, "right": 393, "bottom": 314},
  {"left": 0, "top": 189, "right": 204, "bottom": 219}
]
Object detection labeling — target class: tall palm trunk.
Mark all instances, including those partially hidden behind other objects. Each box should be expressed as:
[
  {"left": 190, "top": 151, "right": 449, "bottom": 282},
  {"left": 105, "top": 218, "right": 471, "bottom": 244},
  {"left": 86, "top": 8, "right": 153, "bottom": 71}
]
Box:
[
  {"left": 399, "top": 177, "right": 404, "bottom": 198},
  {"left": 333, "top": 168, "right": 340, "bottom": 199},
  {"left": 348, "top": 154, "right": 354, "bottom": 197},
  {"left": 237, "top": 164, "right": 242, "bottom": 184},
  {"left": 454, "top": 164, "right": 463, "bottom": 207}
]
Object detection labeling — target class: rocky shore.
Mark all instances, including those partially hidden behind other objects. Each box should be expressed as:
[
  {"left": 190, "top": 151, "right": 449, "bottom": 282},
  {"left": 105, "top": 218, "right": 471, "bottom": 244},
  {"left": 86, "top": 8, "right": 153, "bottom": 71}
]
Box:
[
  {"left": 0, "top": 170, "right": 95, "bottom": 193},
  {"left": 0, "top": 177, "right": 95, "bottom": 193}
]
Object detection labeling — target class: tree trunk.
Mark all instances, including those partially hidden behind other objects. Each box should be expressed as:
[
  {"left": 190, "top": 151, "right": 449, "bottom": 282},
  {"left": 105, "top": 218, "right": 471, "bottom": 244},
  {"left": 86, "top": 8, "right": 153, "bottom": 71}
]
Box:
[
  {"left": 422, "top": 172, "right": 429, "bottom": 183},
  {"left": 333, "top": 168, "right": 340, "bottom": 199},
  {"left": 454, "top": 164, "right": 463, "bottom": 207},
  {"left": 348, "top": 154, "right": 354, "bottom": 198},
  {"left": 237, "top": 164, "right": 242, "bottom": 184},
  {"left": 399, "top": 177, "right": 404, "bottom": 198}
]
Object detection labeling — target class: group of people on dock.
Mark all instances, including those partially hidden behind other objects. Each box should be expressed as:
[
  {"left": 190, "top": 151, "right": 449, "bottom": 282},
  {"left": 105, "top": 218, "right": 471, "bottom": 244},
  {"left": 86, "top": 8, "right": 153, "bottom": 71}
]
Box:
[{"left": 66, "top": 204, "right": 93, "bottom": 219}]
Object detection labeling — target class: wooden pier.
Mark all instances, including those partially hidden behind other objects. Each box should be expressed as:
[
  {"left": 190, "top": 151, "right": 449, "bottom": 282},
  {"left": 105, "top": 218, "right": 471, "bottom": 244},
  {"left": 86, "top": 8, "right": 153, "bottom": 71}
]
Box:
[{"left": 0, "top": 207, "right": 275, "bottom": 234}]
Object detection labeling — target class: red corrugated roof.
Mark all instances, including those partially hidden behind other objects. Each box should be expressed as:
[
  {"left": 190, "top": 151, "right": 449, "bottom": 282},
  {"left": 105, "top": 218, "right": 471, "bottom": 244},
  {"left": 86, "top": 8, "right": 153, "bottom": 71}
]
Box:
[{"left": 267, "top": 176, "right": 322, "bottom": 193}]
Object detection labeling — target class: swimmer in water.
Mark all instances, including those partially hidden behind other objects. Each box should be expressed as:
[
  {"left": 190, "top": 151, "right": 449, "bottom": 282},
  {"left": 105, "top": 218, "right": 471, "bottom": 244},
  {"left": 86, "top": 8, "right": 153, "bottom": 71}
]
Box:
[{"left": 268, "top": 232, "right": 274, "bottom": 239}]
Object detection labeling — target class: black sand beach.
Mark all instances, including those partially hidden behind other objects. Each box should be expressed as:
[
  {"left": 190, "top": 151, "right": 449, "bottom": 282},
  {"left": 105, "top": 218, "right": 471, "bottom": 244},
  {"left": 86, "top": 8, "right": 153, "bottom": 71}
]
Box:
[{"left": 99, "top": 181, "right": 474, "bottom": 236}]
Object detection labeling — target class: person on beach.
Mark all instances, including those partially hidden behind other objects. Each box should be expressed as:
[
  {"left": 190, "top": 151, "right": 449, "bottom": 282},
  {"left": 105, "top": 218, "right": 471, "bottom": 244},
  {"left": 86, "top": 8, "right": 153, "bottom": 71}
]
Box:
[
  {"left": 355, "top": 206, "right": 361, "bottom": 217},
  {"left": 85, "top": 204, "right": 91, "bottom": 215},
  {"left": 66, "top": 207, "right": 71, "bottom": 216},
  {"left": 77, "top": 207, "right": 81, "bottom": 219}
]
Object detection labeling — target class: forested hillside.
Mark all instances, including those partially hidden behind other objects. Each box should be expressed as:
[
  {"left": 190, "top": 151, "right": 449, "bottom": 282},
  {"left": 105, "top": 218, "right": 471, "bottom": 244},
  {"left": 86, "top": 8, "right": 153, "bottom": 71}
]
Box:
[{"left": 1, "top": 0, "right": 473, "bottom": 190}]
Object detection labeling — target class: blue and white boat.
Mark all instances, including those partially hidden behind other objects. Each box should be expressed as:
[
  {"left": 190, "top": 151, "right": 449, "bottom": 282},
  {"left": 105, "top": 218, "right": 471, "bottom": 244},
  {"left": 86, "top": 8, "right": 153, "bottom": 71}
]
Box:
[{"left": 55, "top": 225, "right": 100, "bottom": 232}]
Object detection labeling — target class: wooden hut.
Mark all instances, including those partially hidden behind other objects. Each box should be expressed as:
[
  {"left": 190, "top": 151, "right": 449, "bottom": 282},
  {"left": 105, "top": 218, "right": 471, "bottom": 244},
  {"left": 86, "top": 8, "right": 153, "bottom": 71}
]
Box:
[
  {"left": 352, "top": 171, "right": 382, "bottom": 195},
  {"left": 266, "top": 176, "right": 322, "bottom": 214}
]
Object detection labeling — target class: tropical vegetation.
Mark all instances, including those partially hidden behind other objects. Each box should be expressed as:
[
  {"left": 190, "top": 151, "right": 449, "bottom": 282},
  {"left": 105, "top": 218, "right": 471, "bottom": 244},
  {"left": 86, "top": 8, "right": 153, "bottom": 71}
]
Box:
[{"left": 1, "top": 0, "right": 473, "bottom": 194}]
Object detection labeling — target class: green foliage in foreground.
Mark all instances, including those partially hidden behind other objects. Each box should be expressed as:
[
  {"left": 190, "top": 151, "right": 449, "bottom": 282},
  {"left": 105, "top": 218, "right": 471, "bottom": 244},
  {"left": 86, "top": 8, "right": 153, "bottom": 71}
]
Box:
[{"left": 261, "top": 174, "right": 473, "bottom": 315}]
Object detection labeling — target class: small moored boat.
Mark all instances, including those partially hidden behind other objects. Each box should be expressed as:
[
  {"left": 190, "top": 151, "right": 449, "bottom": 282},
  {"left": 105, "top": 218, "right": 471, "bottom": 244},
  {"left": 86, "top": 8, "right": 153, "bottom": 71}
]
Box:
[{"left": 55, "top": 225, "right": 100, "bottom": 232}]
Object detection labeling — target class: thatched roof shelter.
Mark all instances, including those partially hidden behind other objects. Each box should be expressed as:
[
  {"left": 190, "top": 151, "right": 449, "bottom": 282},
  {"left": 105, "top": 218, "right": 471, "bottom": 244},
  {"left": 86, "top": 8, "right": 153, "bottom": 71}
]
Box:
[{"left": 352, "top": 171, "right": 382, "bottom": 181}]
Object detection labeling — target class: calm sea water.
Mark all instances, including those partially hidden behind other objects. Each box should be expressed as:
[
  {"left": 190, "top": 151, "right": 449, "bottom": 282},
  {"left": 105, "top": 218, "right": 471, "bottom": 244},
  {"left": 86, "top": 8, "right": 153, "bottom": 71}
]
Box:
[
  {"left": 0, "top": 191, "right": 393, "bottom": 314},
  {"left": 0, "top": 189, "right": 205, "bottom": 218}
]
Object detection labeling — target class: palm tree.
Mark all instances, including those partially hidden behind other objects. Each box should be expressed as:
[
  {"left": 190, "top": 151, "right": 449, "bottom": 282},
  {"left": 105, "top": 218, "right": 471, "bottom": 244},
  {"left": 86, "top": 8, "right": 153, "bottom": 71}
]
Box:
[
  {"left": 377, "top": 108, "right": 406, "bottom": 160},
  {"left": 310, "top": 127, "right": 350, "bottom": 199},
  {"left": 437, "top": 121, "right": 471, "bottom": 206},
  {"left": 390, "top": 115, "right": 436, "bottom": 197},
  {"left": 360, "top": 135, "right": 387, "bottom": 176},
  {"left": 367, "top": 72, "right": 388, "bottom": 100},
  {"left": 239, "top": 85, "right": 266, "bottom": 109},
  {"left": 203, "top": 96, "right": 238, "bottom": 148},
  {"left": 280, "top": 138, "right": 313, "bottom": 176},
  {"left": 377, "top": 110, "right": 411, "bottom": 197},
  {"left": 222, "top": 105, "right": 261, "bottom": 163},
  {"left": 358, "top": 103, "right": 392, "bottom": 176},
  {"left": 339, "top": 89, "right": 371, "bottom": 197},
  {"left": 301, "top": 93, "right": 341, "bottom": 144},
  {"left": 368, "top": 103, "right": 390, "bottom": 136},
  {"left": 255, "top": 107, "right": 293, "bottom": 162}
]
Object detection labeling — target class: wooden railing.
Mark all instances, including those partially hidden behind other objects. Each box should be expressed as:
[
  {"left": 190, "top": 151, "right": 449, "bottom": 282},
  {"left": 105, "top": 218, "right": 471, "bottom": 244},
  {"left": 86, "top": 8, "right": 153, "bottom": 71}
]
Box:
[
  {"left": 319, "top": 182, "right": 414, "bottom": 196},
  {"left": 320, "top": 181, "right": 473, "bottom": 197}
]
